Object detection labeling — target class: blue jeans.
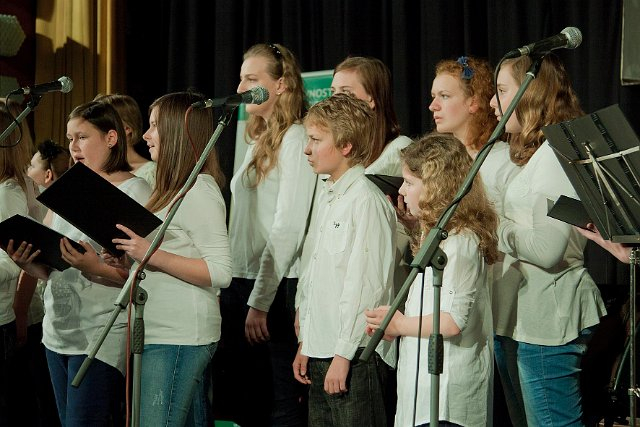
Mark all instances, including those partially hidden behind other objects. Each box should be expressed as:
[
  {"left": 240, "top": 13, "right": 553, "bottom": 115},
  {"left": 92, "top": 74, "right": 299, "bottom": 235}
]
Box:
[
  {"left": 140, "top": 343, "right": 216, "bottom": 427},
  {"left": 45, "top": 349, "right": 125, "bottom": 427},
  {"left": 307, "top": 349, "right": 388, "bottom": 427},
  {"left": 496, "top": 328, "right": 594, "bottom": 427}
]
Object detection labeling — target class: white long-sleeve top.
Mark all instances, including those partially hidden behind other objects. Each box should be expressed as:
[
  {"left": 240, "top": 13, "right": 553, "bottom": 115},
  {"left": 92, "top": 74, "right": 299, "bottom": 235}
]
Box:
[
  {"left": 0, "top": 179, "right": 28, "bottom": 326},
  {"left": 140, "top": 174, "right": 232, "bottom": 345},
  {"left": 42, "top": 176, "right": 151, "bottom": 374},
  {"left": 396, "top": 232, "right": 492, "bottom": 427},
  {"left": 493, "top": 141, "right": 606, "bottom": 345},
  {"left": 297, "top": 165, "right": 397, "bottom": 367},
  {"left": 230, "top": 124, "right": 316, "bottom": 312},
  {"left": 479, "top": 140, "right": 520, "bottom": 217},
  {"left": 366, "top": 135, "right": 413, "bottom": 176}
]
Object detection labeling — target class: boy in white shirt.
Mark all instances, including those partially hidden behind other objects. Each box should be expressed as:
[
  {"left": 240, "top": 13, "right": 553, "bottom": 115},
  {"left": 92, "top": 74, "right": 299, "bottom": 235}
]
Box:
[{"left": 293, "top": 93, "right": 397, "bottom": 426}]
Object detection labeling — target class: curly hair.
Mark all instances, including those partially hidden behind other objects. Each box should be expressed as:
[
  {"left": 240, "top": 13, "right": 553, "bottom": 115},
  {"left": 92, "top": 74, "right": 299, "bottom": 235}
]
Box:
[
  {"left": 304, "top": 93, "right": 376, "bottom": 166},
  {"left": 146, "top": 92, "right": 226, "bottom": 213},
  {"left": 334, "top": 56, "right": 402, "bottom": 165},
  {"left": 435, "top": 56, "right": 497, "bottom": 154},
  {"left": 502, "top": 54, "right": 583, "bottom": 165},
  {"left": 243, "top": 43, "right": 306, "bottom": 185},
  {"left": 400, "top": 133, "right": 499, "bottom": 264}
]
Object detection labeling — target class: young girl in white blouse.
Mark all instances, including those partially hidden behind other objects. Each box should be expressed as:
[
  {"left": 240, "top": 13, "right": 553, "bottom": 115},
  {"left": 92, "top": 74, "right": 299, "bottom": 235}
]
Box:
[
  {"left": 216, "top": 43, "right": 316, "bottom": 426},
  {"left": 8, "top": 101, "right": 152, "bottom": 426},
  {"left": 111, "top": 91, "right": 232, "bottom": 426},
  {"left": 366, "top": 133, "right": 498, "bottom": 427}
]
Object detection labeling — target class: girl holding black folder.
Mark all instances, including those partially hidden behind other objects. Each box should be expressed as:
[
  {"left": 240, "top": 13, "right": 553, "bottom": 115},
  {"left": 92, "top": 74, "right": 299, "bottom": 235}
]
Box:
[
  {"left": 109, "top": 91, "right": 232, "bottom": 426},
  {"left": 7, "top": 100, "right": 152, "bottom": 426},
  {"left": 489, "top": 54, "right": 607, "bottom": 426}
]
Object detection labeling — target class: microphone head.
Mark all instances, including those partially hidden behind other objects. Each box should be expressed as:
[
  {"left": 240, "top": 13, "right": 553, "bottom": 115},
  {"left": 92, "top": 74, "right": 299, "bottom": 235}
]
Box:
[
  {"left": 249, "top": 86, "right": 269, "bottom": 105},
  {"left": 561, "top": 27, "right": 582, "bottom": 49},
  {"left": 58, "top": 76, "right": 74, "bottom": 93}
]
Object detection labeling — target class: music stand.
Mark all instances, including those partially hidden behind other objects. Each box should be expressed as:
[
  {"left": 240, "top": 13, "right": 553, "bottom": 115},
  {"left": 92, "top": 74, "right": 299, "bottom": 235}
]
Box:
[{"left": 543, "top": 104, "right": 640, "bottom": 426}]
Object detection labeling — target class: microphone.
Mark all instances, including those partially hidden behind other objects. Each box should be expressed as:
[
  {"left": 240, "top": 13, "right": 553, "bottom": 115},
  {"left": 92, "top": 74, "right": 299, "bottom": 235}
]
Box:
[
  {"left": 13, "top": 76, "right": 74, "bottom": 96},
  {"left": 192, "top": 86, "right": 270, "bottom": 109},
  {"left": 504, "top": 27, "right": 582, "bottom": 59}
]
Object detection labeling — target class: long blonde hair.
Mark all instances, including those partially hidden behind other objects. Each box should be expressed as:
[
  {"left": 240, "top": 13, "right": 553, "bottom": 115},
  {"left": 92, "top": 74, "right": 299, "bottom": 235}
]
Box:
[
  {"left": 244, "top": 43, "right": 306, "bottom": 185},
  {"left": 502, "top": 54, "right": 583, "bottom": 165},
  {"left": 146, "top": 92, "right": 226, "bottom": 213},
  {"left": 400, "top": 133, "right": 499, "bottom": 264}
]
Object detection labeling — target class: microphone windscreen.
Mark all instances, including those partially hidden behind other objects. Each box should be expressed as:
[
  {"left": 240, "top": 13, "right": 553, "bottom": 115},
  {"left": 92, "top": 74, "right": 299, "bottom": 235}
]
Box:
[
  {"left": 59, "top": 76, "right": 74, "bottom": 93},
  {"left": 561, "top": 27, "right": 582, "bottom": 49},
  {"left": 250, "top": 86, "right": 269, "bottom": 105}
]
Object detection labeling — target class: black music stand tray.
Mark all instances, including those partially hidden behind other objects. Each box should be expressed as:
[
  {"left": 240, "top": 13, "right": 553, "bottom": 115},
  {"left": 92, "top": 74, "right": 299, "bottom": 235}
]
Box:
[{"left": 543, "top": 104, "right": 640, "bottom": 426}]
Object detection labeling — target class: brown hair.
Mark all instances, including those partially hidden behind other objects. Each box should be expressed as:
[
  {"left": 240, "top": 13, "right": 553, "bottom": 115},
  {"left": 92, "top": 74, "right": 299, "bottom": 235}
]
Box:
[
  {"left": 35, "top": 139, "right": 70, "bottom": 180},
  {"left": 146, "top": 92, "right": 226, "bottom": 213},
  {"left": 244, "top": 43, "right": 306, "bottom": 185},
  {"left": 68, "top": 101, "right": 132, "bottom": 173},
  {"left": 304, "top": 93, "right": 375, "bottom": 167},
  {"left": 334, "top": 56, "right": 402, "bottom": 165},
  {"left": 400, "top": 133, "right": 498, "bottom": 264},
  {"left": 93, "top": 94, "right": 144, "bottom": 146},
  {"left": 501, "top": 54, "right": 583, "bottom": 165},
  {"left": 0, "top": 99, "right": 31, "bottom": 189},
  {"left": 434, "top": 56, "right": 497, "bottom": 154}
]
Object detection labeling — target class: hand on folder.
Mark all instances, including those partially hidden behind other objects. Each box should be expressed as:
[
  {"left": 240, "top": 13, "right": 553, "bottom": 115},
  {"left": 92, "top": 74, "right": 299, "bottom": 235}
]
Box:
[
  {"left": 575, "top": 223, "right": 632, "bottom": 264},
  {"left": 4, "top": 239, "right": 50, "bottom": 280},
  {"left": 111, "top": 223, "right": 152, "bottom": 263},
  {"left": 59, "top": 238, "right": 102, "bottom": 275}
]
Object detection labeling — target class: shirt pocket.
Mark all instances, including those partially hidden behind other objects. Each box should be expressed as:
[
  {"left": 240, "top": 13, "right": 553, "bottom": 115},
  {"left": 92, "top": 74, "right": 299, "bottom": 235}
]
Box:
[{"left": 323, "top": 219, "right": 349, "bottom": 254}]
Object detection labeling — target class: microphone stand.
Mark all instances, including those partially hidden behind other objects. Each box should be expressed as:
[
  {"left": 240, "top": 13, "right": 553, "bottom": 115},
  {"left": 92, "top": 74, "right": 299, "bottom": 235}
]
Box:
[
  {"left": 71, "top": 106, "right": 237, "bottom": 427},
  {"left": 0, "top": 95, "right": 42, "bottom": 144},
  {"left": 360, "top": 55, "right": 546, "bottom": 427}
]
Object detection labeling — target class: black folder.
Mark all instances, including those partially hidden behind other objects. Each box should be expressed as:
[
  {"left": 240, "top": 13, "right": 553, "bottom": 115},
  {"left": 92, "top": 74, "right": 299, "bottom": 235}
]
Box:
[
  {"left": 366, "top": 174, "right": 404, "bottom": 202},
  {"left": 36, "top": 162, "right": 162, "bottom": 256},
  {"left": 547, "top": 195, "right": 591, "bottom": 230},
  {"left": 0, "top": 214, "right": 84, "bottom": 271}
]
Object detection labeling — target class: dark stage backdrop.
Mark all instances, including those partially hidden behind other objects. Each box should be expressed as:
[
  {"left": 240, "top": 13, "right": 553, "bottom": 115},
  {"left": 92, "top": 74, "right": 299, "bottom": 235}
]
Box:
[{"left": 124, "top": 0, "right": 638, "bottom": 287}]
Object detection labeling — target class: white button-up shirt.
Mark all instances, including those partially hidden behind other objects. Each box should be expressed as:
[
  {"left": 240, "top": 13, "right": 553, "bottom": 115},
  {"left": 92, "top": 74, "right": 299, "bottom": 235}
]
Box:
[
  {"left": 298, "top": 165, "right": 397, "bottom": 367},
  {"left": 396, "top": 232, "right": 492, "bottom": 427}
]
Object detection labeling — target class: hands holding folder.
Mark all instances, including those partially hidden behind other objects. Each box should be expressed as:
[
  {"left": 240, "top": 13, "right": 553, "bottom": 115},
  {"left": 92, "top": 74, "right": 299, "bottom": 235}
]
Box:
[{"left": 0, "top": 163, "right": 161, "bottom": 280}]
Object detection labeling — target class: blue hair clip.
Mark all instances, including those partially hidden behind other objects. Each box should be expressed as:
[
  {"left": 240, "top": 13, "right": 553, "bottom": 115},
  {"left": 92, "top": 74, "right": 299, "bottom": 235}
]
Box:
[{"left": 457, "top": 56, "right": 474, "bottom": 80}]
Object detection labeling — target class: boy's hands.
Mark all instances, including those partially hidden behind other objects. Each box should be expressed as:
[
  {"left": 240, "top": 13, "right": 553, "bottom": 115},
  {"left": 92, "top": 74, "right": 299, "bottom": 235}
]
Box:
[
  {"left": 292, "top": 343, "right": 311, "bottom": 385},
  {"left": 324, "top": 355, "right": 350, "bottom": 395}
]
